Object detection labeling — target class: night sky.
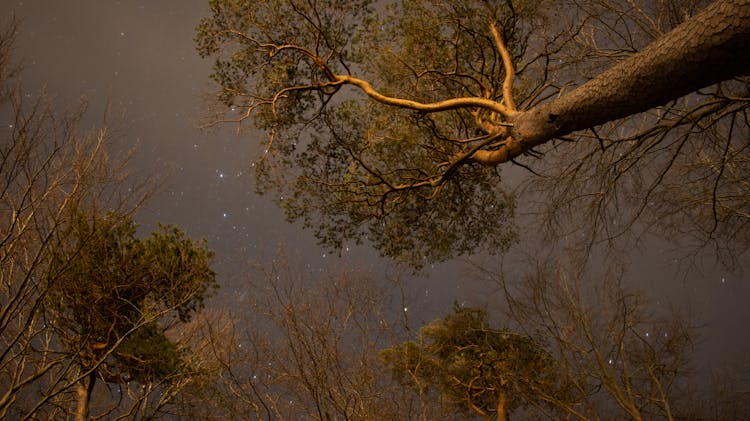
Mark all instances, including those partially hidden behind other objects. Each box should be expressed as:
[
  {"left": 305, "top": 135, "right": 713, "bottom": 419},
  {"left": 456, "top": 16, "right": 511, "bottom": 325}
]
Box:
[{"left": 6, "top": 0, "right": 749, "bottom": 373}]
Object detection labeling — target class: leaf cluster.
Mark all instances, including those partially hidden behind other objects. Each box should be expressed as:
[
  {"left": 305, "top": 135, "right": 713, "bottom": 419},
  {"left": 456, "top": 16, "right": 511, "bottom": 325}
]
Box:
[
  {"left": 379, "top": 305, "right": 562, "bottom": 418},
  {"left": 45, "top": 211, "right": 217, "bottom": 385},
  {"left": 276, "top": 100, "right": 517, "bottom": 266}
]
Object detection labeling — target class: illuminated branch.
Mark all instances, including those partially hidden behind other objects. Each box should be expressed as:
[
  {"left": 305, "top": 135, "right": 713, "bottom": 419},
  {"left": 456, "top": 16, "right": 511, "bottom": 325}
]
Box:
[
  {"left": 221, "top": 29, "right": 337, "bottom": 80},
  {"left": 471, "top": 137, "right": 523, "bottom": 166},
  {"left": 489, "top": 21, "right": 517, "bottom": 112},
  {"left": 335, "top": 75, "right": 514, "bottom": 116}
]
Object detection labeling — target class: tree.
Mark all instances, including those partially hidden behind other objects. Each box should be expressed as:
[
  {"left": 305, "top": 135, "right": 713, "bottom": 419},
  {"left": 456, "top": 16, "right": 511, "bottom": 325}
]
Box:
[
  {"left": 0, "top": 19, "right": 218, "bottom": 419},
  {"left": 179, "top": 258, "right": 449, "bottom": 420},
  {"left": 195, "top": 0, "right": 750, "bottom": 265},
  {"left": 379, "top": 305, "right": 570, "bottom": 421},
  {"left": 378, "top": 254, "right": 716, "bottom": 420},
  {"left": 474, "top": 254, "right": 703, "bottom": 420},
  {"left": 170, "top": 254, "right": 745, "bottom": 421},
  {"left": 45, "top": 212, "right": 216, "bottom": 421},
  {"left": 522, "top": 0, "right": 750, "bottom": 265},
  {"left": 0, "top": 18, "right": 146, "bottom": 416}
]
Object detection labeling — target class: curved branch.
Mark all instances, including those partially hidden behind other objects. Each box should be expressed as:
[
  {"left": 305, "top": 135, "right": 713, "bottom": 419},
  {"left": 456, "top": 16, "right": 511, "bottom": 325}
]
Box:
[
  {"left": 222, "top": 29, "right": 337, "bottom": 80},
  {"left": 489, "top": 21, "right": 517, "bottom": 112},
  {"left": 334, "top": 75, "right": 514, "bottom": 116},
  {"left": 472, "top": 0, "right": 750, "bottom": 166},
  {"left": 471, "top": 137, "right": 523, "bottom": 165}
]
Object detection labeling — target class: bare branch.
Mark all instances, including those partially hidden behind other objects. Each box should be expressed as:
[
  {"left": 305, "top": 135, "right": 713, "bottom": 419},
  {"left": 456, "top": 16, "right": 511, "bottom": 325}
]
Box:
[
  {"left": 335, "top": 75, "right": 514, "bottom": 117},
  {"left": 489, "top": 21, "right": 517, "bottom": 112}
]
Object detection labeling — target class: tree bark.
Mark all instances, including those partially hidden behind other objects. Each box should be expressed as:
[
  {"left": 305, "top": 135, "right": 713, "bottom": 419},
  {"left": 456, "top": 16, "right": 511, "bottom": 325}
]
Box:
[
  {"left": 75, "top": 372, "right": 96, "bottom": 421},
  {"left": 497, "top": 389, "right": 509, "bottom": 421},
  {"left": 477, "top": 0, "right": 750, "bottom": 164}
]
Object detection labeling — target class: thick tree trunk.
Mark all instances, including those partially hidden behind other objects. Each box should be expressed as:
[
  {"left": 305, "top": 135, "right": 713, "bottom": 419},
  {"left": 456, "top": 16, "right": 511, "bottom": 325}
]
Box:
[
  {"left": 74, "top": 372, "right": 96, "bottom": 421},
  {"left": 480, "top": 0, "right": 750, "bottom": 164}
]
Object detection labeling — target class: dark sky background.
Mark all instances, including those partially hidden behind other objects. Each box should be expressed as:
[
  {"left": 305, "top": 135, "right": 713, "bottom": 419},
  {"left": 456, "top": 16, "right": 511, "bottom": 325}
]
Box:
[{"left": 6, "top": 0, "right": 749, "bottom": 374}]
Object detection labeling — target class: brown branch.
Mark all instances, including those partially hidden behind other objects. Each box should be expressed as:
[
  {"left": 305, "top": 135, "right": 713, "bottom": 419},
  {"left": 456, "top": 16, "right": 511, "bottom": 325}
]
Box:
[
  {"left": 471, "top": 137, "right": 522, "bottom": 166},
  {"left": 222, "top": 29, "right": 336, "bottom": 80},
  {"left": 489, "top": 21, "right": 517, "bottom": 112},
  {"left": 334, "top": 75, "right": 514, "bottom": 116}
]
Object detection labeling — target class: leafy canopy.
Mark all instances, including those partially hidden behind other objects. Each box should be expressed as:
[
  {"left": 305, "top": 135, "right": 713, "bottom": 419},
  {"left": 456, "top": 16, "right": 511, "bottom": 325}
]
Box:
[
  {"left": 195, "top": 0, "right": 550, "bottom": 265},
  {"left": 379, "top": 305, "right": 564, "bottom": 419},
  {"left": 47, "top": 212, "right": 217, "bottom": 385}
]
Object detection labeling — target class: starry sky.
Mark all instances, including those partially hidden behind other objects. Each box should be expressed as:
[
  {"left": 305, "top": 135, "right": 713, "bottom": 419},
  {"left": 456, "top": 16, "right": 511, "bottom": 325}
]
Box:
[{"left": 6, "top": 0, "right": 749, "bottom": 372}]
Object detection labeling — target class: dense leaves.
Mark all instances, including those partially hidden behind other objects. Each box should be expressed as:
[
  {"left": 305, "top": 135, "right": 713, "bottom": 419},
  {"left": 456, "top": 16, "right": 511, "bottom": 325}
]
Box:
[
  {"left": 47, "top": 212, "right": 217, "bottom": 386},
  {"left": 197, "top": 0, "right": 750, "bottom": 269},
  {"left": 379, "top": 305, "right": 569, "bottom": 419},
  {"left": 195, "top": 0, "right": 550, "bottom": 266}
]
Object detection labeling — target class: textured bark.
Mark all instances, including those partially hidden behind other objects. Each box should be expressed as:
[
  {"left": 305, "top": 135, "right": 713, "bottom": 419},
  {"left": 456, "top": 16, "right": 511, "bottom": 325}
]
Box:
[{"left": 478, "top": 0, "right": 750, "bottom": 164}]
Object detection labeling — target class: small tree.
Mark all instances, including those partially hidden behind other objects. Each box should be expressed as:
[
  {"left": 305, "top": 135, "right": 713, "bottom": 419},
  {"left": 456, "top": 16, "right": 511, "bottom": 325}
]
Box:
[
  {"left": 45, "top": 212, "right": 217, "bottom": 421},
  {"left": 380, "top": 305, "right": 568, "bottom": 421}
]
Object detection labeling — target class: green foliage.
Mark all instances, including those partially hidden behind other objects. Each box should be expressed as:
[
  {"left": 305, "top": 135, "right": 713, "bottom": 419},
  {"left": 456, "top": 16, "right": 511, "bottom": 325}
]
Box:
[
  {"left": 379, "top": 305, "right": 561, "bottom": 418},
  {"left": 115, "top": 322, "right": 184, "bottom": 383},
  {"left": 195, "top": 0, "right": 548, "bottom": 267},
  {"left": 196, "top": 0, "right": 373, "bottom": 110},
  {"left": 281, "top": 101, "right": 517, "bottom": 266},
  {"left": 46, "top": 211, "right": 216, "bottom": 385}
]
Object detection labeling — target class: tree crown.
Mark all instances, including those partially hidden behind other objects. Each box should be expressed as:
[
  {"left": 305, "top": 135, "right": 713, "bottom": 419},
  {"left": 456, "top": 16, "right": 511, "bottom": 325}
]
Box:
[{"left": 47, "top": 211, "right": 217, "bottom": 385}]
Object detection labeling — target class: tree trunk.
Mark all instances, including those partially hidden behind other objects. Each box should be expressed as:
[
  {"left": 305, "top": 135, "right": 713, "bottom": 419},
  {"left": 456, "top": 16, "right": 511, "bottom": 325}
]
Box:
[
  {"left": 481, "top": 0, "right": 750, "bottom": 164},
  {"left": 497, "top": 389, "right": 509, "bottom": 421},
  {"left": 74, "top": 372, "right": 96, "bottom": 421}
]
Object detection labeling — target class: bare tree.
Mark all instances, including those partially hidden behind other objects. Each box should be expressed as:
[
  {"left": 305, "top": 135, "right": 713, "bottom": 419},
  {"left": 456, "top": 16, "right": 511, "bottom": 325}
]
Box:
[
  {"left": 152, "top": 308, "right": 250, "bottom": 419},
  {"left": 469, "top": 255, "right": 697, "bottom": 420},
  {"left": 0, "top": 69, "right": 145, "bottom": 421},
  {"left": 502, "top": 0, "right": 747, "bottom": 267},
  {"left": 182, "top": 258, "right": 455, "bottom": 420},
  {"left": 161, "top": 254, "right": 745, "bottom": 421}
]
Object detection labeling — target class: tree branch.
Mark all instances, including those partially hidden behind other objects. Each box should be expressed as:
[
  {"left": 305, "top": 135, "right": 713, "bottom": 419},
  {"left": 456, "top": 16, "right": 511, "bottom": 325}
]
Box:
[
  {"left": 489, "top": 21, "right": 517, "bottom": 112},
  {"left": 334, "top": 75, "right": 514, "bottom": 116}
]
